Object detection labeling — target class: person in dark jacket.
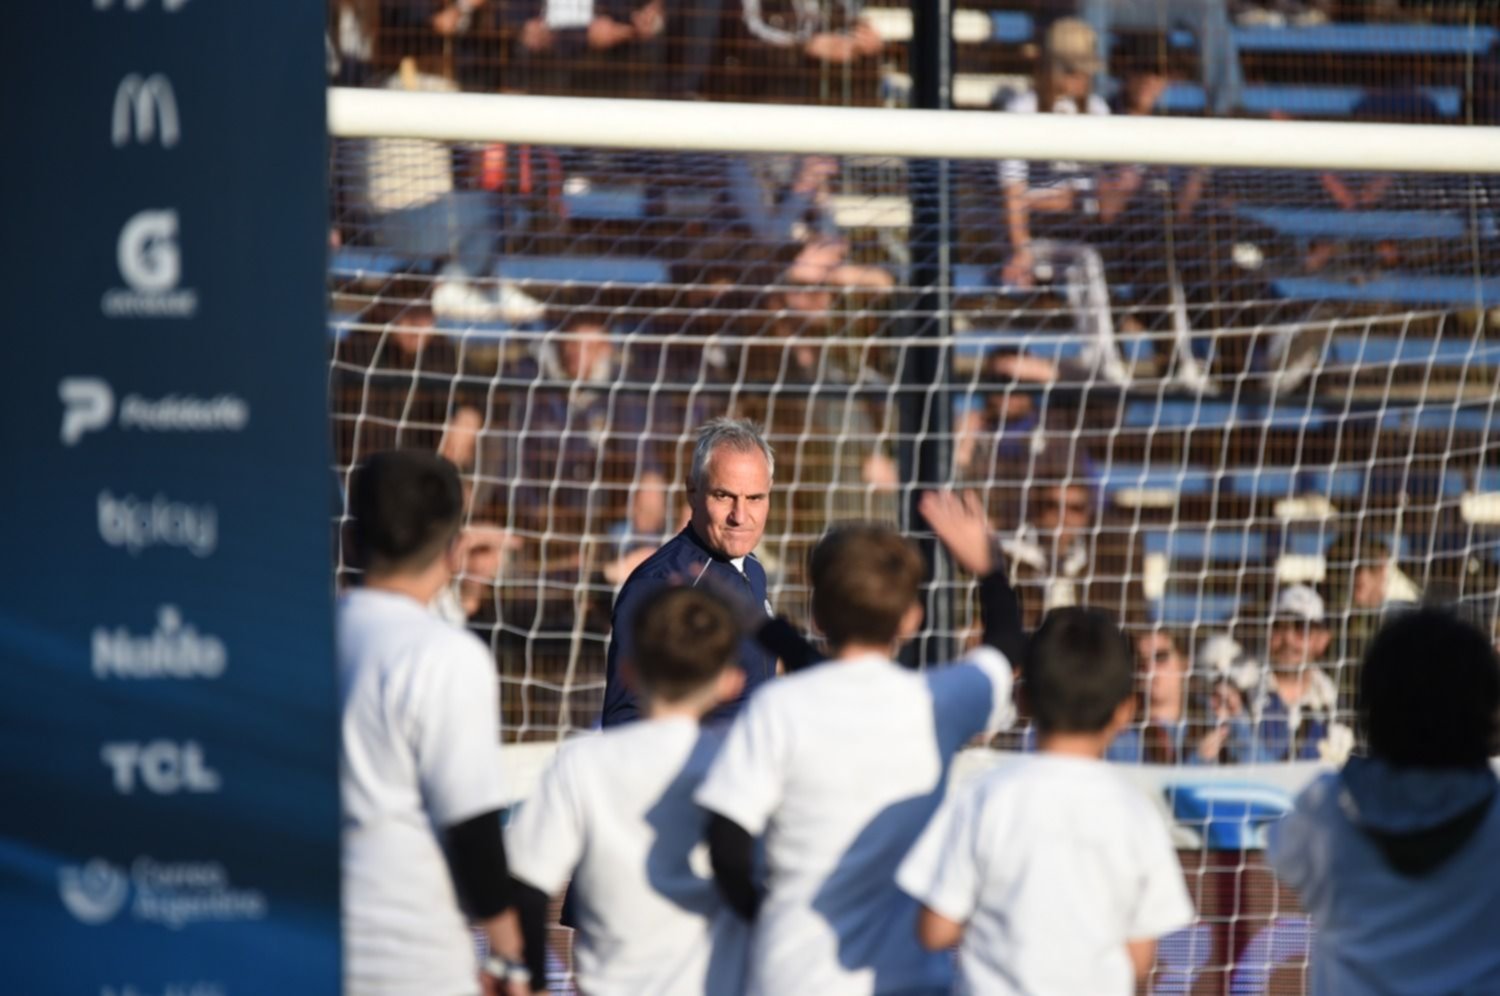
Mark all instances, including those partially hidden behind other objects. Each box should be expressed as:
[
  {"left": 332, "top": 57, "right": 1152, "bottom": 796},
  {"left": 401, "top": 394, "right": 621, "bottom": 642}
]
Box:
[
  {"left": 601, "top": 417, "right": 777, "bottom": 727},
  {"left": 1268, "top": 607, "right": 1500, "bottom": 994}
]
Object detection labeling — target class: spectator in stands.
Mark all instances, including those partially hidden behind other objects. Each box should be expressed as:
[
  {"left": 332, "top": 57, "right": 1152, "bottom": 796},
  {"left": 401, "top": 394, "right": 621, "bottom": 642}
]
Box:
[
  {"left": 735, "top": 273, "right": 900, "bottom": 525},
  {"left": 997, "top": 19, "right": 1132, "bottom": 387},
  {"left": 474, "top": 313, "right": 683, "bottom": 535},
  {"left": 1327, "top": 533, "right": 1419, "bottom": 687},
  {"left": 733, "top": 0, "right": 883, "bottom": 103},
  {"left": 728, "top": 155, "right": 839, "bottom": 245},
  {"left": 509, "top": 0, "right": 666, "bottom": 97},
  {"left": 1268, "top": 608, "right": 1500, "bottom": 995},
  {"left": 954, "top": 348, "right": 1050, "bottom": 486},
  {"left": 1129, "top": 628, "right": 1229, "bottom": 763},
  {"left": 349, "top": 61, "right": 545, "bottom": 323},
  {"left": 330, "top": 287, "right": 490, "bottom": 473},
  {"left": 1080, "top": 0, "right": 1244, "bottom": 116},
  {"left": 1224, "top": 584, "right": 1353, "bottom": 763},
  {"left": 603, "top": 469, "right": 690, "bottom": 585},
  {"left": 328, "top": 0, "right": 378, "bottom": 86},
  {"left": 1001, "top": 443, "right": 1134, "bottom": 629}
]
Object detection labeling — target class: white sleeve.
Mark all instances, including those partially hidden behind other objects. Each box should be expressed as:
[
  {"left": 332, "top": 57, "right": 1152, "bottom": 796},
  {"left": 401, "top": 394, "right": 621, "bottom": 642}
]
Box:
[
  {"left": 505, "top": 744, "right": 586, "bottom": 895},
  {"left": 999, "top": 157, "right": 1028, "bottom": 188},
  {"left": 966, "top": 646, "right": 1017, "bottom": 734},
  {"left": 1126, "top": 804, "right": 1196, "bottom": 941},
  {"left": 896, "top": 778, "right": 985, "bottom": 923},
  {"left": 413, "top": 635, "right": 508, "bottom": 828},
  {"left": 693, "top": 690, "right": 790, "bottom": 835}
]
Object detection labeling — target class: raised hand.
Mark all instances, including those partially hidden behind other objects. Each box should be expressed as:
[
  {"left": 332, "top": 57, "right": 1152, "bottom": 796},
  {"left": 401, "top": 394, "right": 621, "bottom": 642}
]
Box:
[{"left": 919, "top": 490, "right": 994, "bottom": 577}]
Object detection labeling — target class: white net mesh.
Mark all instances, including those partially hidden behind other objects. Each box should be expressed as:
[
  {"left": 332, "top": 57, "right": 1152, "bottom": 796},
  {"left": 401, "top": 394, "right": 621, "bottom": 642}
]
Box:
[{"left": 329, "top": 103, "right": 1500, "bottom": 993}]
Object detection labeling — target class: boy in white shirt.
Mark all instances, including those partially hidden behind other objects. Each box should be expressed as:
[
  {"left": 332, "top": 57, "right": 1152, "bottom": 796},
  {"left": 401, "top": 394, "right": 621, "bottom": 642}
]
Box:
[
  {"left": 898, "top": 607, "right": 1195, "bottom": 995},
  {"left": 695, "top": 493, "right": 1019, "bottom": 996},
  {"left": 502, "top": 586, "right": 750, "bottom": 996}
]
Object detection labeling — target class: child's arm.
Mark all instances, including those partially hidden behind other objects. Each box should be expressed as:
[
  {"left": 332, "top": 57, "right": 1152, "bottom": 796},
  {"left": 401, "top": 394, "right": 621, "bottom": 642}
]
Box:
[
  {"left": 1126, "top": 938, "right": 1158, "bottom": 981},
  {"left": 916, "top": 905, "right": 966, "bottom": 950},
  {"left": 919, "top": 490, "right": 1025, "bottom": 666},
  {"left": 706, "top": 813, "right": 761, "bottom": 920}
]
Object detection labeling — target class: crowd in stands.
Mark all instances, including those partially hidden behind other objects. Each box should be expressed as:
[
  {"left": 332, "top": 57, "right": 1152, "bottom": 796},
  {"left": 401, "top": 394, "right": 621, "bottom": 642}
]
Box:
[{"left": 328, "top": 0, "right": 1500, "bottom": 740}]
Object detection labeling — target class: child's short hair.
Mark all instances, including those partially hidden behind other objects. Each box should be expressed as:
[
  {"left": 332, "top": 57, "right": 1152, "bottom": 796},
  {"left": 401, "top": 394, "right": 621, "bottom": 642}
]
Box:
[
  {"left": 808, "top": 524, "right": 924, "bottom": 649},
  {"left": 350, "top": 450, "right": 464, "bottom": 574},
  {"left": 632, "top": 587, "right": 740, "bottom": 702},
  {"left": 1024, "top": 607, "right": 1134, "bottom": 734},
  {"left": 1360, "top": 607, "right": 1500, "bottom": 767}
]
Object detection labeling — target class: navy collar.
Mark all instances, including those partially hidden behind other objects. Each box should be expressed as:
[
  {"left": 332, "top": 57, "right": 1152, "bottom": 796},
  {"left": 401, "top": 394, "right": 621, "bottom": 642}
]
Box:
[{"left": 680, "top": 523, "right": 733, "bottom": 564}]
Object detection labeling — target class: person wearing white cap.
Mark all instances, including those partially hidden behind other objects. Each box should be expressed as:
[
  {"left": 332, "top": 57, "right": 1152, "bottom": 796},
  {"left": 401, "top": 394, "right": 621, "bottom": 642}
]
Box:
[{"left": 1223, "top": 584, "right": 1352, "bottom": 763}]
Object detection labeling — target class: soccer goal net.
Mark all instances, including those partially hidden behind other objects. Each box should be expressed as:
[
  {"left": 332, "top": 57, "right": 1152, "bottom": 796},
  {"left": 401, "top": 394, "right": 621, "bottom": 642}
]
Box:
[{"left": 328, "top": 86, "right": 1499, "bottom": 991}]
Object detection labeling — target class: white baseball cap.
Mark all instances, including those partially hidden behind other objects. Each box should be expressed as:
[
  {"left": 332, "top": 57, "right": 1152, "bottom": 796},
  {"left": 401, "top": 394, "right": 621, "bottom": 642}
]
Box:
[{"left": 1274, "top": 584, "right": 1326, "bottom": 624}]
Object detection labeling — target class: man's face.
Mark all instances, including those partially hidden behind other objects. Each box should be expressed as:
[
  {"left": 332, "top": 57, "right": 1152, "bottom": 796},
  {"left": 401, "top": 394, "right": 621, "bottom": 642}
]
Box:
[
  {"left": 1032, "top": 484, "right": 1091, "bottom": 546},
  {"left": 1352, "top": 562, "right": 1388, "bottom": 608},
  {"left": 561, "top": 324, "right": 611, "bottom": 381},
  {"left": 1269, "top": 618, "right": 1331, "bottom": 670},
  {"left": 688, "top": 447, "right": 772, "bottom": 560}
]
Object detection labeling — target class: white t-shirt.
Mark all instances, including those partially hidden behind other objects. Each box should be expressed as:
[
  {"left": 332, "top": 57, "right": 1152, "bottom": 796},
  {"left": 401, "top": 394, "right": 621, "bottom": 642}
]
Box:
[
  {"left": 338, "top": 588, "right": 508, "bottom": 996},
  {"left": 506, "top": 717, "right": 749, "bottom": 996},
  {"left": 694, "top": 648, "right": 1015, "bottom": 996},
  {"left": 897, "top": 754, "right": 1194, "bottom": 996},
  {"left": 998, "top": 89, "right": 1111, "bottom": 191}
]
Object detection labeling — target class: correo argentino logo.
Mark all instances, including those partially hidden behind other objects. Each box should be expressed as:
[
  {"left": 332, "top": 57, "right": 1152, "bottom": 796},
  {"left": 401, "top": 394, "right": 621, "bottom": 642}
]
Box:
[{"left": 59, "top": 859, "right": 130, "bottom": 925}]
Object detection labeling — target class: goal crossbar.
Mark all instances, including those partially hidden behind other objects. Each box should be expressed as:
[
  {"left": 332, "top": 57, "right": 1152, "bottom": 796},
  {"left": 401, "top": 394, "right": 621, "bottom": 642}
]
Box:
[{"left": 329, "top": 87, "right": 1500, "bottom": 174}]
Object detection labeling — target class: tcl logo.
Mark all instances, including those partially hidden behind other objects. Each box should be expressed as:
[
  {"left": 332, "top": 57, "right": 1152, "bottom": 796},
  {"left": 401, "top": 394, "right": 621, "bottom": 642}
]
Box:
[{"left": 100, "top": 740, "right": 221, "bottom": 795}]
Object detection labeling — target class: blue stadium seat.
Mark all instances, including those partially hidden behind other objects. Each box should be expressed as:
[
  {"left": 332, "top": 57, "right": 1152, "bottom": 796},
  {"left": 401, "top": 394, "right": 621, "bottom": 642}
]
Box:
[
  {"left": 956, "top": 329, "right": 1156, "bottom": 364},
  {"left": 1301, "top": 466, "right": 1366, "bottom": 498},
  {"left": 1157, "top": 83, "right": 1461, "bottom": 117},
  {"left": 1154, "top": 592, "right": 1240, "bottom": 625},
  {"left": 495, "top": 255, "right": 668, "bottom": 284},
  {"left": 1225, "top": 467, "right": 1299, "bottom": 498},
  {"left": 1124, "top": 400, "right": 1237, "bottom": 429},
  {"left": 1379, "top": 406, "right": 1495, "bottom": 432},
  {"left": 989, "top": 11, "right": 1033, "bottom": 44},
  {"left": 1272, "top": 276, "right": 1500, "bottom": 306},
  {"left": 1234, "top": 207, "right": 1468, "bottom": 242},
  {"left": 331, "top": 247, "right": 416, "bottom": 278},
  {"left": 564, "top": 187, "right": 647, "bottom": 221},
  {"left": 1167, "top": 782, "right": 1292, "bottom": 850},
  {"left": 1327, "top": 335, "right": 1500, "bottom": 368},
  {"left": 1145, "top": 530, "right": 1268, "bottom": 562},
  {"left": 1232, "top": 24, "right": 1498, "bottom": 56},
  {"left": 1099, "top": 462, "right": 1214, "bottom": 499},
  {"left": 1281, "top": 528, "right": 1411, "bottom": 558}
]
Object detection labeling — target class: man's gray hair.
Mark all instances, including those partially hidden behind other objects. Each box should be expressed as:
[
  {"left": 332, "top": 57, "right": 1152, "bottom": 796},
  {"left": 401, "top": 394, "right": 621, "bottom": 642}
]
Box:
[{"left": 689, "top": 417, "right": 775, "bottom": 489}]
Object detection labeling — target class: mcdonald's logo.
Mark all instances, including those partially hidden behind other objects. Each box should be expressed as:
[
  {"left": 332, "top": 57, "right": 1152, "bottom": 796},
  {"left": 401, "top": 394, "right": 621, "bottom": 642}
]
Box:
[{"left": 112, "top": 74, "right": 179, "bottom": 149}]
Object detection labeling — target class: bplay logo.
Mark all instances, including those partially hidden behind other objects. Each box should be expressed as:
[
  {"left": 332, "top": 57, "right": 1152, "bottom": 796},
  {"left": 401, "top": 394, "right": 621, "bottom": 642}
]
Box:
[
  {"left": 101, "top": 210, "right": 198, "bottom": 319},
  {"left": 59, "top": 857, "right": 267, "bottom": 930},
  {"left": 59, "top": 377, "right": 250, "bottom": 447},
  {"left": 102, "top": 985, "right": 226, "bottom": 996},
  {"left": 97, "top": 490, "right": 218, "bottom": 557},
  {"left": 94, "top": 605, "right": 227, "bottom": 680},
  {"left": 101, "top": 740, "right": 221, "bottom": 795},
  {"left": 59, "top": 859, "right": 130, "bottom": 925},
  {"left": 112, "top": 74, "right": 179, "bottom": 149}
]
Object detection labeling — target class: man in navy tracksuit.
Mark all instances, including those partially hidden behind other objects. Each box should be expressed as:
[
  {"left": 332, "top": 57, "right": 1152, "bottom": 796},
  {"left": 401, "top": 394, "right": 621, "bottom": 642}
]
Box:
[{"left": 601, "top": 418, "right": 778, "bottom": 727}]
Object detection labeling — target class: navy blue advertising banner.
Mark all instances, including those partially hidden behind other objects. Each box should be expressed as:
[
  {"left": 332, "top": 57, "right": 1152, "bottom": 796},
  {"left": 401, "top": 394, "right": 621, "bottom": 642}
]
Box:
[{"left": 0, "top": 3, "right": 339, "bottom": 993}]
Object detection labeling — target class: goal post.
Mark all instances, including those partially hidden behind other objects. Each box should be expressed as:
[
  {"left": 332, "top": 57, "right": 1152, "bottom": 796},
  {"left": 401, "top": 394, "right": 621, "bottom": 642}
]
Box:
[{"left": 328, "top": 85, "right": 1500, "bottom": 988}]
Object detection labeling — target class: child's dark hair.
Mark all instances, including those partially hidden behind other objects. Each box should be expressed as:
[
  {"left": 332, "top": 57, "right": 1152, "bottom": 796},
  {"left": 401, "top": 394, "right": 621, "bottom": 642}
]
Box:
[
  {"left": 632, "top": 587, "right": 740, "bottom": 702},
  {"left": 1360, "top": 607, "right": 1500, "bottom": 767},
  {"left": 808, "top": 524, "right": 925, "bottom": 650},
  {"left": 350, "top": 450, "right": 464, "bottom": 575},
  {"left": 1024, "top": 607, "right": 1135, "bottom": 734}
]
